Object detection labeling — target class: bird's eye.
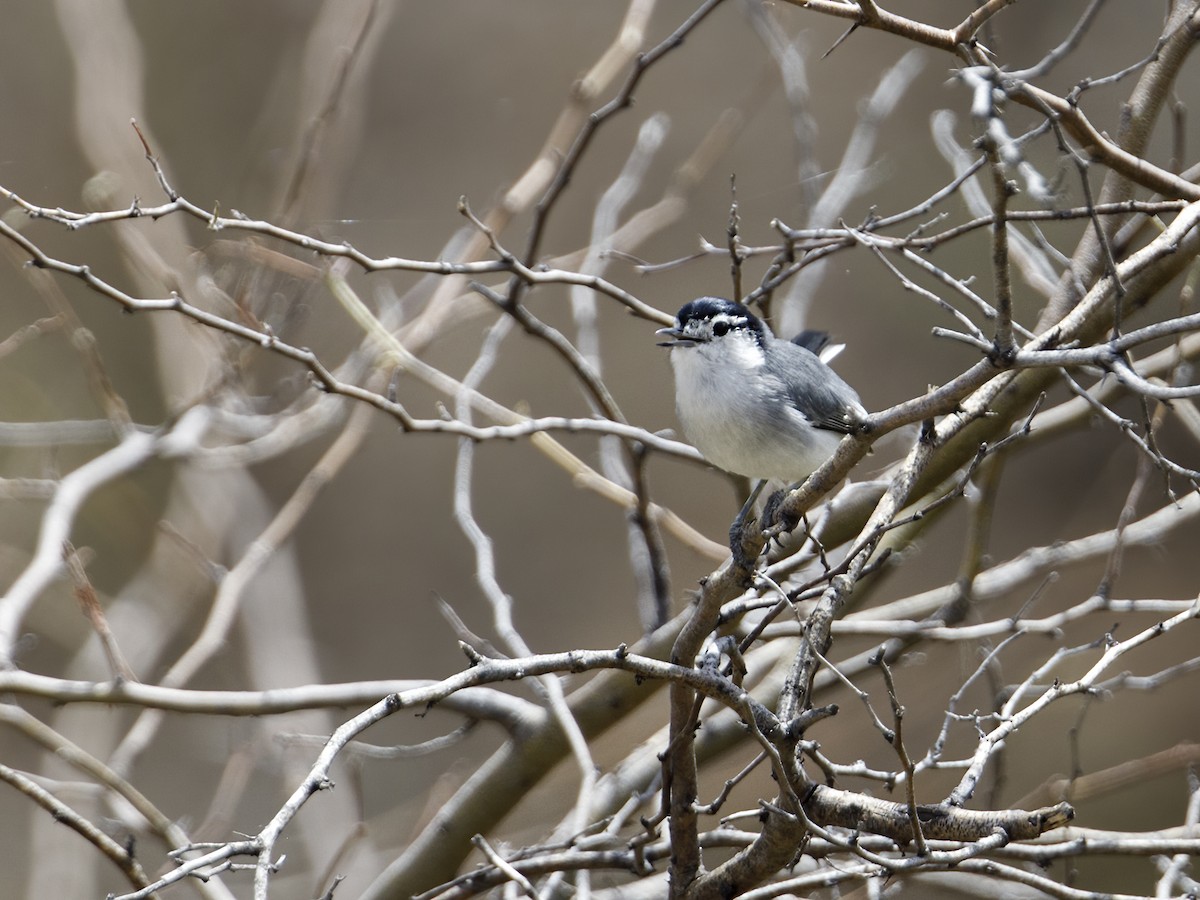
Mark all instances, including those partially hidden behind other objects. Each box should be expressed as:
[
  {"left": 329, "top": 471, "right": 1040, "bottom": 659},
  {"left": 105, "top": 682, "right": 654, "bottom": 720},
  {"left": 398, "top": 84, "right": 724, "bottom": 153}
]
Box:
[{"left": 712, "top": 321, "right": 730, "bottom": 337}]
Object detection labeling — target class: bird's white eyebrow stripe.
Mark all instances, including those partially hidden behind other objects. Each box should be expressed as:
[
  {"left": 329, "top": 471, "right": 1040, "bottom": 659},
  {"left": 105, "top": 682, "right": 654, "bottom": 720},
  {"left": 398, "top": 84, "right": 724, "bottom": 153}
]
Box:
[{"left": 710, "top": 313, "right": 748, "bottom": 327}]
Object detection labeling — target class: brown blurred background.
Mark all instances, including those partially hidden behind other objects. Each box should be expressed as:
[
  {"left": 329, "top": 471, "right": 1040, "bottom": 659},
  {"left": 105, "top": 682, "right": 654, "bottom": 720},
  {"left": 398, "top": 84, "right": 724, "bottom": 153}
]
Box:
[{"left": 1, "top": 1, "right": 1197, "bottom": 897}]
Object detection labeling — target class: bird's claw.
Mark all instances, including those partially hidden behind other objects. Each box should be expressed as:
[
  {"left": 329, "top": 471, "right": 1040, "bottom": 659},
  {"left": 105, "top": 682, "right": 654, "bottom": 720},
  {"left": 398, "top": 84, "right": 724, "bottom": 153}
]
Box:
[
  {"left": 761, "top": 489, "right": 799, "bottom": 545},
  {"left": 728, "top": 514, "right": 763, "bottom": 574}
]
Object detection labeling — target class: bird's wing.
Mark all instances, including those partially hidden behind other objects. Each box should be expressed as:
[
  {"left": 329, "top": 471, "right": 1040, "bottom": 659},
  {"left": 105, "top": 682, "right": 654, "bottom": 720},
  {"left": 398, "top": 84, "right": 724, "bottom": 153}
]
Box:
[{"left": 775, "top": 342, "right": 865, "bottom": 435}]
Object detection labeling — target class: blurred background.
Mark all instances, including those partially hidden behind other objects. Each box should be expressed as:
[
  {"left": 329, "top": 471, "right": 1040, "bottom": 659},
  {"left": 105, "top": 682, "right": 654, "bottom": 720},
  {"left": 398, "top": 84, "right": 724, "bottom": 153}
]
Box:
[{"left": 1, "top": 1, "right": 1198, "bottom": 897}]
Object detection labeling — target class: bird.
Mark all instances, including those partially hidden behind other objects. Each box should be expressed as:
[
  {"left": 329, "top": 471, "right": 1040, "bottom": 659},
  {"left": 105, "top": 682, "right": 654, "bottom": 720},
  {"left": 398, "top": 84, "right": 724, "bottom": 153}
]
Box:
[{"left": 656, "top": 296, "right": 866, "bottom": 489}]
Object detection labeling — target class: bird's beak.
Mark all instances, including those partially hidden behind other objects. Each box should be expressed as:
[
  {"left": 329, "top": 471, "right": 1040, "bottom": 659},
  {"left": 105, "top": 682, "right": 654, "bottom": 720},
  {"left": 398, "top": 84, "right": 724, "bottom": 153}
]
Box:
[{"left": 656, "top": 325, "right": 693, "bottom": 347}]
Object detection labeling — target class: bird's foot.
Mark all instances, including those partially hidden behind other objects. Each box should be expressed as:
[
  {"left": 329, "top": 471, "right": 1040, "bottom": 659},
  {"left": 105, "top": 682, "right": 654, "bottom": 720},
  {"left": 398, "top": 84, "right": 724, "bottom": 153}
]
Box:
[
  {"left": 761, "top": 488, "right": 800, "bottom": 546},
  {"left": 726, "top": 480, "right": 768, "bottom": 575},
  {"left": 728, "top": 512, "right": 763, "bottom": 574}
]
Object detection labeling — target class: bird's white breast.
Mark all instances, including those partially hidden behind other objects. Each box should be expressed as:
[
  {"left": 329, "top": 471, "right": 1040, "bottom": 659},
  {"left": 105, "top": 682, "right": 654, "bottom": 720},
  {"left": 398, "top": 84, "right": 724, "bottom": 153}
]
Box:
[{"left": 668, "top": 338, "right": 843, "bottom": 482}]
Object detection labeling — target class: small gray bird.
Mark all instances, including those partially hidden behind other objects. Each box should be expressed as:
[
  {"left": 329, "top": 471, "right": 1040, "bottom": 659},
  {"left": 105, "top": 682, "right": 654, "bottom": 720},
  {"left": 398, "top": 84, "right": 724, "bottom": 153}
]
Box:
[{"left": 657, "top": 297, "right": 866, "bottom": 484}]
